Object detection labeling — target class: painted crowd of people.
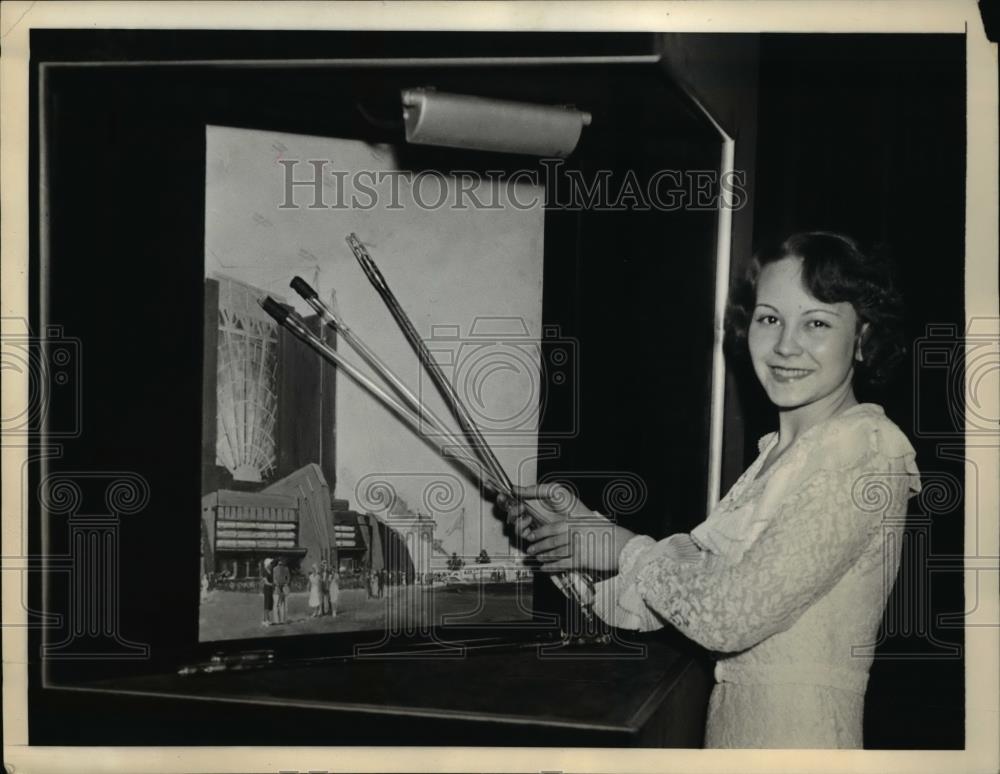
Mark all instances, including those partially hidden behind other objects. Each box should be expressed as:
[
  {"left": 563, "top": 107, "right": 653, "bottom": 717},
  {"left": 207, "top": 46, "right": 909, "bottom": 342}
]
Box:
[
  {"left": 260, "top": 557, "right": 340, "bottom": 626},
  {"left": 219, "top": 557, "right": 532, "bottom": 630}
]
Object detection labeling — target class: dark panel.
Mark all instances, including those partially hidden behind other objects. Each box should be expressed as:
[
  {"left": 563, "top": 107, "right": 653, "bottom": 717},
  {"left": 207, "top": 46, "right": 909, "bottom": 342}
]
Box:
[
  {"left": 33, "top": 36, "right": 722, "bottom": 691},
  {"left": 32, "top": 640, "right": 710, "bottom": 747},
  {"left": 31, "top": 29, "right": 658, "bottom": 63},
  {"left": 276, "top": 323, "right": 321, "bottom": 481},
  {"left": 319, "top": 325, "right": 338, "bottom": 491},
  {"left": 275, "top": 316, "right": 337, "bottom": 485},
  {"left": 201, "top": 278, "right": 221, "bottom": 493}
]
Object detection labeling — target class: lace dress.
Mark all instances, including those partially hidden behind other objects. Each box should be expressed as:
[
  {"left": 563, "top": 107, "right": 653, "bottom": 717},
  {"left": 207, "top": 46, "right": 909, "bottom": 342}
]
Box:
[{"left": 593, "top": 403, "right": 921, "bottom": 748}]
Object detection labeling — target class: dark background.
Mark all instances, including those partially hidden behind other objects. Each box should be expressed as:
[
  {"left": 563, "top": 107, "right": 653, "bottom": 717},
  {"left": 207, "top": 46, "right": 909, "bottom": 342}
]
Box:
[
  {"left": 747, "top": 34, "right": 966, "bottom": 749},
  {"left": 26, "top": 30, "right": 966, "bottom": 749}
]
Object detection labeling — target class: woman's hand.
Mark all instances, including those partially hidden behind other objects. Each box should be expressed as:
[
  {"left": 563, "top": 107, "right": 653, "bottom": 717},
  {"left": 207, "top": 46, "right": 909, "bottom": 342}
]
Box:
[{"left": 497, "top": 483, "right": 636, "bottom": 574}]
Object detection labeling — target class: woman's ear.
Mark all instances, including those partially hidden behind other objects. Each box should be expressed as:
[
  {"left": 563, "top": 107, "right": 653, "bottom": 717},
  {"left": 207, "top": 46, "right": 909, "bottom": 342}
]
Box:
[{"left": 855, "top": 322, "right": 871, "bottom": 362}]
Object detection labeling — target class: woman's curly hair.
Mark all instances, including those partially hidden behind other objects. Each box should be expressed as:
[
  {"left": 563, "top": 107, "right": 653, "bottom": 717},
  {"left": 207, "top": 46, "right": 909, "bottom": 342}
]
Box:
[{"left": 725, "top": 231, "right": 906, "bottom": 388}]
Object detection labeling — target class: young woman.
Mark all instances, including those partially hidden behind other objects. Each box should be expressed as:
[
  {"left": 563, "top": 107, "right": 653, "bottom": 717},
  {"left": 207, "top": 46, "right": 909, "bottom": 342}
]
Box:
[{"left": 502, "top": 232, "right": 921, "bottom": 749}]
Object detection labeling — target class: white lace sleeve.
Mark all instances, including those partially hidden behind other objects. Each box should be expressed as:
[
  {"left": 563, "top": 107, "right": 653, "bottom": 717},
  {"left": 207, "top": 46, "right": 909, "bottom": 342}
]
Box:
[
  {"left": 591, "top": 532, "right": 703, "bottom": 631},
  {"left": 633, "top": 458, "right": 914, "bottom": 652},
  {"left": 594, "top": 418, "right": 920, "bottom": 649}
]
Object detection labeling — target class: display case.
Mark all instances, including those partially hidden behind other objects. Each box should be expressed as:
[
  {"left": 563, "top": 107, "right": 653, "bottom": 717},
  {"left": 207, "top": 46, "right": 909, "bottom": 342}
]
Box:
[{"left": 29, "top": 28, "right": 755, "bottom": 746}]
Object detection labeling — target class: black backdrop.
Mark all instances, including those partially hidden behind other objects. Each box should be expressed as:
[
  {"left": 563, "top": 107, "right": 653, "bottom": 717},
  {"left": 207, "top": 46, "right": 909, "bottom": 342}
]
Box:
[{"left": 745, "top": 34, "right": 966, "bottom": 748}]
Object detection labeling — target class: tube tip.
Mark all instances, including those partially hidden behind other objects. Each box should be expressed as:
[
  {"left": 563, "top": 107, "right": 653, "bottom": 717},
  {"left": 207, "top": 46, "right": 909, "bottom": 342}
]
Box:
[
  {"left": 290, "top": 276, "right": 318, "bottom": 301},
  {"left": 345, "top": 234, "right": 387, "bottom": 290},
  {"left": 258, "top": 296, "right": 290, "bottom": 324}
]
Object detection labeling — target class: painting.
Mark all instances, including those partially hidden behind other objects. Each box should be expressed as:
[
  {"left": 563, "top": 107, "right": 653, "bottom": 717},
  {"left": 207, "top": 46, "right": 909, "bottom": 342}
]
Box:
[{"left": 199, "top": 126, "right": 544, "bottom": 640}]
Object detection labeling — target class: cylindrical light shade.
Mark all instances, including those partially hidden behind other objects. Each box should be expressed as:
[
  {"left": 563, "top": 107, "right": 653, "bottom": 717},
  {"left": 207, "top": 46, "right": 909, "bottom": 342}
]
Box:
[{"left": 401, "top": 88, "right": 591, "bottom": 157}]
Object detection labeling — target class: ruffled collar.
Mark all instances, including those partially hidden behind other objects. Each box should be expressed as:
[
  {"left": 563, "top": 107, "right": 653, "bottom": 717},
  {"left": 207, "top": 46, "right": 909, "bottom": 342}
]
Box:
[{"left": 756, "top": 402, "right": 887, "bottom": 456}]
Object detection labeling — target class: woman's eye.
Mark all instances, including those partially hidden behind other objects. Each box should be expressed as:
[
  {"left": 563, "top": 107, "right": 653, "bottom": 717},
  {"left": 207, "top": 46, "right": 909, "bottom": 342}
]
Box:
[
  {"left": 755, "top": 314, "right": 780, "bottom": 325},
  {"left": 806, "top": 319, "right": 830, "bottom": 329}
]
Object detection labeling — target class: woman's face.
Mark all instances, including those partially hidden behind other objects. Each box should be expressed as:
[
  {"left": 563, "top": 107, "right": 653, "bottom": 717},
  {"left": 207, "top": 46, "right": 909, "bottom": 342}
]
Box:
[{"left": 748, "top": 256, "right": 862, "bottom": 415}]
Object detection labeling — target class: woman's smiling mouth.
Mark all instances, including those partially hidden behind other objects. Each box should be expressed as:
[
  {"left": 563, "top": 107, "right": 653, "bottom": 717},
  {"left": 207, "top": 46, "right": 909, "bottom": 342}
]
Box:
[{"left": 769, "top": 365, "right": 813, "bottom": 382}]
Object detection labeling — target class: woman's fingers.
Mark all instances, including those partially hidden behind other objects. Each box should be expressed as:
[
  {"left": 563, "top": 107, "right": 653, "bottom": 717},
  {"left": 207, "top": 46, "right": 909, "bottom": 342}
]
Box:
[
  {"left": 526, "top": 522, "right": 564, "bottom": 541},
  {"left": 511, "top": 482, "right": 576, "bottom": 510},
  {"left": 497, "top": 494, "right": 525, "bottom": 522},
  {"left": 525, "top": 534, "right": 567, "bottom": 556},
  {"left": 510, "top": 512, "right": 570, "bottom": 541},
  {"left": 504, "top": 507, "right": 526, "bottom": 526},
  {"left": 510, "top": 482, "right": 556, "bottom": 501}
]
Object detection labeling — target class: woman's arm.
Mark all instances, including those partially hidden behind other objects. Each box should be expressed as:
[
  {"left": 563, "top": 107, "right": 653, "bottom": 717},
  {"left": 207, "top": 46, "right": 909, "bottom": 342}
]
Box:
[
  {"left": 623, "top": 460, "right": 910, "bottom": 652},
  {"left": 506, "top": 423, "right": 918, "bottom": 647}
]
